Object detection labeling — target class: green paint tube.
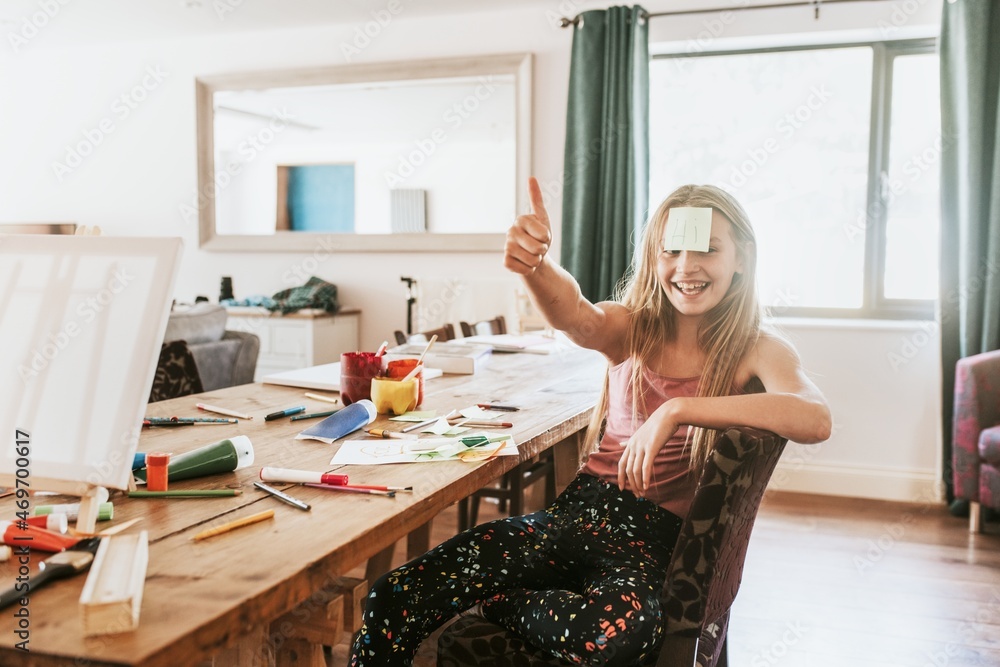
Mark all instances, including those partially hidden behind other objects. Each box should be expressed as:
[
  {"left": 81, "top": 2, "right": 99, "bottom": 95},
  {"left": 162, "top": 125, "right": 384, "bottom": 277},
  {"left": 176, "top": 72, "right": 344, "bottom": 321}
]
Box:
[{"left": 134, "top": 435, "right": 254, "bottom": 483}]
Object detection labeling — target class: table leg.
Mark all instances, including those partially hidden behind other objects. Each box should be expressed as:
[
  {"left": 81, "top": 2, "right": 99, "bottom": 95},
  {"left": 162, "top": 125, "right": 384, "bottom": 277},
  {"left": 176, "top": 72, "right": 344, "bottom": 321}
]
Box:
[
  {"left": 407, "top": 520, "right": 432, "bottom": 560},
  {"left": 211, "top": 624, "right": 271, "bottom": 667},
  {"left": 365, "top": 543, "right": 396, "bottom": 584},
  {"left": 553, "top": 431, "right": 583, "bottom": 492},
  {"left": 274, "top": 639, "right": 324, "bottom": 667}
]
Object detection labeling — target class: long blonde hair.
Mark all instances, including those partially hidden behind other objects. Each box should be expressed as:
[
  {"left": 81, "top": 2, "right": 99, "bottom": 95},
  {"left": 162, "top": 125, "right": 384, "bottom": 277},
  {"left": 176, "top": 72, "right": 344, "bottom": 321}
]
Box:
[{"left": 581, "top": 185, "right": 762, "bottom": 470}]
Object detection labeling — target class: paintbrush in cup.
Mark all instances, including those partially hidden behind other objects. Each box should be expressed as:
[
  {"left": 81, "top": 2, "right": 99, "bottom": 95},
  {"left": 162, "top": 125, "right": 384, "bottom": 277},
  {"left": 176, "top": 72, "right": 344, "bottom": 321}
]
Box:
[
  {"left": 401, "top": 364, "right": 423, "bottom": 383},
  {"left": 416, "top": 335, "right": 437, "bottom": 365}
]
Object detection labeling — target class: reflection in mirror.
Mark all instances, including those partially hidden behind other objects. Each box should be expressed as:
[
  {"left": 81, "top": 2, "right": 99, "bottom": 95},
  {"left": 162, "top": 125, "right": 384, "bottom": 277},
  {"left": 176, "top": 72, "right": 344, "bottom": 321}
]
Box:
[{"left": 196, "top": 53, "right": 531, "bottom": 252}]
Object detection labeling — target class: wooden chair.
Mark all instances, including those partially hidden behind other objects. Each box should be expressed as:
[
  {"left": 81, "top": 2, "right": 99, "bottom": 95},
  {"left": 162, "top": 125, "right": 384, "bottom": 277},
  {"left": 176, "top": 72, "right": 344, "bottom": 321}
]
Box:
[
  {"left": 457, "top": 454, "right": 557, "bottom": 532},
  {"left": 460, "top": 315, "right": 507, "bottom": 338},
  {"left": 437, "top": 426, "right": 788, "bottom": 667},
  {"left": 458, "top": 313, "right": 549, "bottom": 529},
  {"left": 394, "top": 324, "right": 457, "bottom": 346}
]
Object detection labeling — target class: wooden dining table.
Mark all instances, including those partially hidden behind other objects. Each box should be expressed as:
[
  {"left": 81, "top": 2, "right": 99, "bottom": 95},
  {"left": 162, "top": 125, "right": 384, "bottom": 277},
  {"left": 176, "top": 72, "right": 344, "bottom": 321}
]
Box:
[{"left": 0, "top": 342, "right": 605, "bottom": 666}]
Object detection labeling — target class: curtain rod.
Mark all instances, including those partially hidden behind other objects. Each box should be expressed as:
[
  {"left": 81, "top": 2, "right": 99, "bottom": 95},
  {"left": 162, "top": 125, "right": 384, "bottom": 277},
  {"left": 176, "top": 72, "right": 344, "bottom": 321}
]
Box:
[{"left": 559, "top": 0, "right": 897, "bottom": 27}]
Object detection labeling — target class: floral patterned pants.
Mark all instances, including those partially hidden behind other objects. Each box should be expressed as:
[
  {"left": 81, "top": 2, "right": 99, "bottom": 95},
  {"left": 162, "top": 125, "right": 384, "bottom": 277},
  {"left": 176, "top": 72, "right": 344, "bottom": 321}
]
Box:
[{"left": 350, "top": 474, "right": 683, "bottom": 666}]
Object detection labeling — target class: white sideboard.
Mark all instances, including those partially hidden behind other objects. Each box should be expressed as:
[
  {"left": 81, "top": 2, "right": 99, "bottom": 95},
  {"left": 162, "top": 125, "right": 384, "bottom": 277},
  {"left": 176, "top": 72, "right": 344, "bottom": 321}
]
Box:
[{"left": 225, "top": 307, "right": 360, "bottom": 381}]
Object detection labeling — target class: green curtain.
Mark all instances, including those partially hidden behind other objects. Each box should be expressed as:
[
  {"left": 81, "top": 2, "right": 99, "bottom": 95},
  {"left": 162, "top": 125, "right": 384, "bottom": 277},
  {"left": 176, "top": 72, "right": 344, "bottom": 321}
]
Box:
[
  {"left": 939, "top": 0, "right": 1000, "bottom": 502},
  {"left": 560, "top": 5, "right": 649, "bottom": 303}
]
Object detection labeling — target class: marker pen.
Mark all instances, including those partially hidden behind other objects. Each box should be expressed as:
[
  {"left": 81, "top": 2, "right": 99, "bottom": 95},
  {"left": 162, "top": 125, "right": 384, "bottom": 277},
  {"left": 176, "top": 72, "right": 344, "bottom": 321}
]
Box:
[
  {"left": 264, "top": 406, "right": 306, "bottom": 421},
  {"left": 259, "top": 466, "right": 349, "bottom": 486},
  {"left": 0, "top": 521, "right": 80, "bottom": 553}
]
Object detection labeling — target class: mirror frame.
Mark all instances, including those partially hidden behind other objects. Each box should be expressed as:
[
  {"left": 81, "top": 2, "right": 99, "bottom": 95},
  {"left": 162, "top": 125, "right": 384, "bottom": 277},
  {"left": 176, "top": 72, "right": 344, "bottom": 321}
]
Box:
[{"left": 195, "top": 53, "right": 532, "bottom": 252}]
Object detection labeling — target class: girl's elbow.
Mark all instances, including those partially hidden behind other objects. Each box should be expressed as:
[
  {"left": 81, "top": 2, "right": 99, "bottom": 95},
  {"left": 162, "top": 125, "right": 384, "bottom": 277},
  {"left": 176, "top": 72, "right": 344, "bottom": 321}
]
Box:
[{"left": 811, "top": 406, "right": 833, "bottom": 443}]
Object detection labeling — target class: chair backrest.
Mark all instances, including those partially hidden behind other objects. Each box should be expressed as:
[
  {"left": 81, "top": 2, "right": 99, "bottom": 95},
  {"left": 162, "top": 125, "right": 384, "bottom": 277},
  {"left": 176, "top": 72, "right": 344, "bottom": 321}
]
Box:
[
  {"left": 400, "top": 324, "right": 457, "bottom": 345},
  {"left": 657, "top": 427, "right": 787, "bottom": 667},
  {"left": 460, "top": 315, "right": 507, "bottom": 338}
]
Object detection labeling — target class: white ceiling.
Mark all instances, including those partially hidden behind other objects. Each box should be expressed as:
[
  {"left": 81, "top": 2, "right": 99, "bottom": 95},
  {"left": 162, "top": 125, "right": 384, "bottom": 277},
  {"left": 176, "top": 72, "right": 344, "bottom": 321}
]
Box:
[{"left": 0, "top": 0, "right": 553, "bottom": 46}]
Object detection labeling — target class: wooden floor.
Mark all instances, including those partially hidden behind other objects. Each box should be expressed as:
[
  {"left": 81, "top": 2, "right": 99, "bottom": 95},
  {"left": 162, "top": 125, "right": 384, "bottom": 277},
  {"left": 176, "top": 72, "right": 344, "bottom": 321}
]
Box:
[{"left": 332, "top": 489, "right": 1000, "bottom": 666}]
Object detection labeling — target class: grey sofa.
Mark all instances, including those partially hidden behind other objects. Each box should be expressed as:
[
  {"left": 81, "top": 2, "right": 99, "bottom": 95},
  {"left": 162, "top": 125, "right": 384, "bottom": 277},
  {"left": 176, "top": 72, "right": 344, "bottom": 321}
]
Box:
[{"left": 164, "top": 303, "right": 259, "bottom": 391}]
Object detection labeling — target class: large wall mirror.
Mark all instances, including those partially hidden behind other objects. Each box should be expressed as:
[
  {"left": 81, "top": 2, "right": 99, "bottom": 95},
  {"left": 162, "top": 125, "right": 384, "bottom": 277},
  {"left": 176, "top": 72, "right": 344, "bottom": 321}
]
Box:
[{"left": 196, "top": 53, "right": 532, "bottom": 252}]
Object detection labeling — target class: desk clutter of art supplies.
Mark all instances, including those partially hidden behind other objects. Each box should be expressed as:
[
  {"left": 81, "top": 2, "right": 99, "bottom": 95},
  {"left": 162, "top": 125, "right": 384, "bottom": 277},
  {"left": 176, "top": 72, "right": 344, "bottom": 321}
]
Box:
[{"left": 0, "top": 337, "right": 603, "bottom": 666}]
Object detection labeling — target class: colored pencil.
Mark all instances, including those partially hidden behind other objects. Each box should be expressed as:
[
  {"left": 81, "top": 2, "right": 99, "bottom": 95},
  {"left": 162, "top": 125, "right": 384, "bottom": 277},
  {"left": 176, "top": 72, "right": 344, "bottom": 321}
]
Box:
[
  {"left": 305, "top": 392, "right": 339, "bottom": 404},
  {"left": 447, "top": 419, "right": 514, "bottom": 428},
  {"left": 305, "top": 483, "right": 396, "bottom": 497},
  {"left": 191, "top": 510, "right": 274, "bottom": 541},
  {"left": 129, "top": 490, "right": 242, "bottom": 498}
]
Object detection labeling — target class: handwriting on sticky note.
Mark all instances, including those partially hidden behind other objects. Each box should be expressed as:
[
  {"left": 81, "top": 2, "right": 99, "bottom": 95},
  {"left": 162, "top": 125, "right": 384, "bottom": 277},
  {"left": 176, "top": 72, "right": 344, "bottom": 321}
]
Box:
[{"left": 663, "top": 207, "right": 712, "bottom": 252}]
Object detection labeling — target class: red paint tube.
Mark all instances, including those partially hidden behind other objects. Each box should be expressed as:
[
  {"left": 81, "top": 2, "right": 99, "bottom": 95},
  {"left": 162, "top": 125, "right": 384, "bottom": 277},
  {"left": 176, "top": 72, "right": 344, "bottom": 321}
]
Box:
[{"left": 0, "top": 521, "right": 80, "bottom": 552}]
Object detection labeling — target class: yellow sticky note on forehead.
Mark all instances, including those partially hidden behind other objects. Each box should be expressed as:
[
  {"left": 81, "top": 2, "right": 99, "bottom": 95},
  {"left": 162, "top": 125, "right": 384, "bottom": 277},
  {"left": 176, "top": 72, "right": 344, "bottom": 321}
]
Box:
[{"left": 663, "top": 207, "right": 712, "bottom": 252}]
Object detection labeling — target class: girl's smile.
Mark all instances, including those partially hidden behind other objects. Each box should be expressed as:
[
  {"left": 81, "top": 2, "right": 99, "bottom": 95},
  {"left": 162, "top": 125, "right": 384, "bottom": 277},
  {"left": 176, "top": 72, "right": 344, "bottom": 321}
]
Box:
[{"left": 658, "top": 210, "right": 743, "bottom": 317}]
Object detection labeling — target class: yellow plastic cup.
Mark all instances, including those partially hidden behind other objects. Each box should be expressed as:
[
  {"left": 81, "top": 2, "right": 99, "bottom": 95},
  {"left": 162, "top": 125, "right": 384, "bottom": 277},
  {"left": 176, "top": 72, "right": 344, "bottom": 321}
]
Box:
[{"left": 370, "top": 377, "right": 419, "bottom": 416}]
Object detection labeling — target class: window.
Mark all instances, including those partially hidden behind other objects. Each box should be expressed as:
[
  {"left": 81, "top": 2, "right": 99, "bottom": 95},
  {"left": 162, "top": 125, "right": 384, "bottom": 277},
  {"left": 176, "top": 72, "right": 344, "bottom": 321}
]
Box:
[{"left": 650, "top": 39, "right": 938, "bottom": 318}]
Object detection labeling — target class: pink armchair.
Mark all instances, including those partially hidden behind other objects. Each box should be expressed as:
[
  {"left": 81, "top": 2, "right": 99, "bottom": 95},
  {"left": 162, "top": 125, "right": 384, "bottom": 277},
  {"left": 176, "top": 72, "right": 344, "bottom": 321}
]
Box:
[{"left": 952, "top": 349, "right": 1000, "bottom": 533}]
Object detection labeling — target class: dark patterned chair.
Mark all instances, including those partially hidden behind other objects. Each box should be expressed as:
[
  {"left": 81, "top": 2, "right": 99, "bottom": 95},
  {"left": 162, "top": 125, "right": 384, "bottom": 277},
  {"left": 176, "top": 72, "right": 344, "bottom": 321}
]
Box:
[
  {"left": 952, "top": 349, "right": 1000, "bottom": 533},
  {"left": 164, "top": 303, "right": 259, "bottom": 391},
  {"left": 437, "top": 426, "right": 788, "bottom": 667},
  {"left": 148, "top": 339, "right": 204, "bottom": 402}
]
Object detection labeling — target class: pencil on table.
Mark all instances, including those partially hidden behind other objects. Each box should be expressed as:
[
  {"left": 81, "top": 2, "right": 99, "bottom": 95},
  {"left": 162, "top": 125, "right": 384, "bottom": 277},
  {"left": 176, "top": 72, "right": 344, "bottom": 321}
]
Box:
[
  {"left": 447, "top": 419, "right": 514, "bottom": 428},
  {"left": 191, "top": 510, "right": 274, "bottom": 541},
  {"left": 305, "top": 392, "right": 340, "bottom": 404}
]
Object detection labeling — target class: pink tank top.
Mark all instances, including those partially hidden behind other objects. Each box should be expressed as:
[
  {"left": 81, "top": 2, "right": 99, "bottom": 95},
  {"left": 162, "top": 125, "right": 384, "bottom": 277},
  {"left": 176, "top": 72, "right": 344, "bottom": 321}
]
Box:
[{"left": 579, "top": 358, "right": 702, "bottom": 519}]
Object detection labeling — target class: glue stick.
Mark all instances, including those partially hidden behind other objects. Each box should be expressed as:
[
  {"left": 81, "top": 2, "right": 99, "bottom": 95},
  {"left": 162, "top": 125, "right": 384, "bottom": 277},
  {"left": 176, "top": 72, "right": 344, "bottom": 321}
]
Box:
[
  {"left": 34, "top": 502, "right": 114, "bottom": 522},
  {"left": 145, "top": 452, "right": 170, "bottom": 491}
]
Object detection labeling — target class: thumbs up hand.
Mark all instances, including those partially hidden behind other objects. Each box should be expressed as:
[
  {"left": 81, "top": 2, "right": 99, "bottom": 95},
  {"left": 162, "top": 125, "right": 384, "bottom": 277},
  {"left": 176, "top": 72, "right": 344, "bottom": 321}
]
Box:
[{"left": 504, "top": 177, "right": 552, "bottom": 277}]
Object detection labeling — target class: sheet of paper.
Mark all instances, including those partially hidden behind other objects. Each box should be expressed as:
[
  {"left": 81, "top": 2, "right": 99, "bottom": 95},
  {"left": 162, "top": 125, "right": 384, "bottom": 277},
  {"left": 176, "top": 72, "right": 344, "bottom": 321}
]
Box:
[
  {"left": 425, "top": 418, "right": 469, "bottom": 436},
  {"left": 330, "top": 434, "right": 518, "bottom": 465},
  {"left": 663, "top": 207, "right": 712, "bottom": 252}
]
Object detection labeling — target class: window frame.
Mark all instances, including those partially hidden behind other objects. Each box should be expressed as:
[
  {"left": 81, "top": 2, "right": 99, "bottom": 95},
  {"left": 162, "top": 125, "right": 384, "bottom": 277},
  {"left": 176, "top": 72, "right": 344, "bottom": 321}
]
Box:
[{"left": 651, "top": 37, "right": 938, "bottom": 320}]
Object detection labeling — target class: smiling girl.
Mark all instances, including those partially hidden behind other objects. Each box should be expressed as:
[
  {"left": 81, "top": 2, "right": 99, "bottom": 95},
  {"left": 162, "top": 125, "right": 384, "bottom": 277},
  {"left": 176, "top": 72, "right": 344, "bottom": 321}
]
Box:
[{"left": 351, "top": 179, "right": 831, "bottom": 667}]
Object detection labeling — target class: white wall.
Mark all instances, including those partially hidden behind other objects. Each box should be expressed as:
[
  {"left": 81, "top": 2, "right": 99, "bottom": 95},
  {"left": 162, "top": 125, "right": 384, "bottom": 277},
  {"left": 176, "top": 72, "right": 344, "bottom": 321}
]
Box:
[{"left": 0, "top": 0, "right": 944, "bottom": 502}]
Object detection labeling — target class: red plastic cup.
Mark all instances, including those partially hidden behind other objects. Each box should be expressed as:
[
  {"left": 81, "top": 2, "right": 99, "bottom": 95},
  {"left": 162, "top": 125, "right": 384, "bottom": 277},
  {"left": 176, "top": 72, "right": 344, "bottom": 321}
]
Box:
[
  {"left": 387, "top": 358, "right": 423, "bottom": 407},
  {"left": 340, "top": 352, "right": 382, "bottom": 405}
]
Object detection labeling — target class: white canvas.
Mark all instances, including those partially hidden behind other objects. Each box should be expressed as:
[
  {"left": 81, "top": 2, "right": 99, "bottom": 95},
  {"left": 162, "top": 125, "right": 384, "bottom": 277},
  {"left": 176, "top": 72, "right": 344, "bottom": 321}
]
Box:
[{"left": 0, "top": 235, "right": 183, "bottom": 495}]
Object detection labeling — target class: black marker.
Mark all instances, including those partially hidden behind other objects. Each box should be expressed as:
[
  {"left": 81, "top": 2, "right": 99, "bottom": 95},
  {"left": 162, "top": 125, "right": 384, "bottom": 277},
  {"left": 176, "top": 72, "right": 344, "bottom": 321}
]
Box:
[{"left": 264, "top": 406, "right": 306, "bottom": 421}]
